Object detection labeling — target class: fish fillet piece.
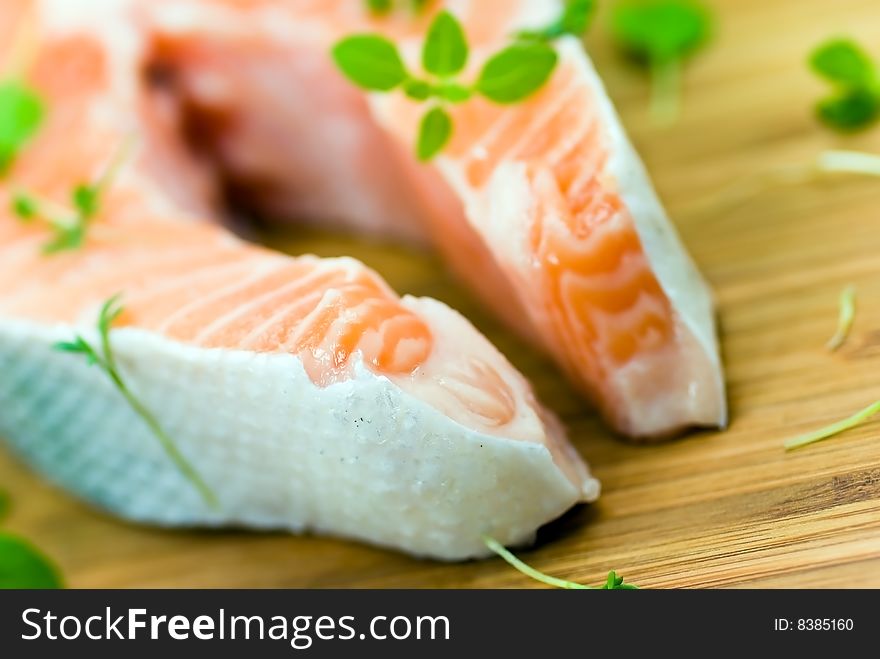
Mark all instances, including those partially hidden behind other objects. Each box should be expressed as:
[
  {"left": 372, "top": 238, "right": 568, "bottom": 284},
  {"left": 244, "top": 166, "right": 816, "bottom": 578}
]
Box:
[
  {"left": 142, "top": 0, "right": 727, "bottom": 438},
  {"left": 0, "top": 0, "right": 598, "bottom": 560}
]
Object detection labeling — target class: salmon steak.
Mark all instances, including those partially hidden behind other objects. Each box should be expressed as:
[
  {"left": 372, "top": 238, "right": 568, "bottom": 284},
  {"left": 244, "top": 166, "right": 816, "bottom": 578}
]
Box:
[
  {"left": 141, "top": 0, "right": 727, "bottom": 437},
  {"left": 0, "top": 0, "right": 722, "bottom": 559}
]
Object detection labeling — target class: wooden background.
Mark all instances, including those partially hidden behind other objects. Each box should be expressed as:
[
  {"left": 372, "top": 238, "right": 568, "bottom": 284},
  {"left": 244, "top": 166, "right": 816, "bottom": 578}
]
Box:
[{"left": 3, "top": 0, "right": 880, "bottom": 588}]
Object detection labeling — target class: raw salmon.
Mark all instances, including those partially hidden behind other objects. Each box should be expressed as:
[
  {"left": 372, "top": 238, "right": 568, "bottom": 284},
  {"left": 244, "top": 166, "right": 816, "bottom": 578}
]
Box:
[
  {"left": 140, "top": 0, "right": 727, "bottom": 438},
  {"left": 0, "top": 0, "right": 598, "bottom": 559}
]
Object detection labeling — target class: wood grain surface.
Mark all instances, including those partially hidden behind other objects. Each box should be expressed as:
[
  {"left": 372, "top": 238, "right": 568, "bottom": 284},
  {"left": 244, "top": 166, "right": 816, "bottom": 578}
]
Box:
[{"left": 3, "top": 0, "right": 880, "bottom": 588}]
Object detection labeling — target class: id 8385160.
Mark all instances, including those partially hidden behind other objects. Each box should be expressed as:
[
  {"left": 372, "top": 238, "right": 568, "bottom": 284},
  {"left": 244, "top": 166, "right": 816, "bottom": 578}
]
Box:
[{"left": 773, "top": 619, "right": 854, "bottom": 632}]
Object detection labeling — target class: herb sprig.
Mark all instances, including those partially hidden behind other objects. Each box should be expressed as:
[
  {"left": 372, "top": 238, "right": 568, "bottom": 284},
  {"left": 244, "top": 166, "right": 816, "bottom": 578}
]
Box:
[
  {"left": 483, "top": 536, "right": 639, "bottom": 589},
  {"left": 610, "top": 0, "right": 711, "bottom": 125},
  {"left": 12, "top": 138, "right": 133, "bottom": 254},
  {"left": 785, "top": 400, "right": 880, "bottom": 451},
  {"left": 334, "top": 10, "right": 565, "bottom": 161},
  {"left": 687, "top": 150, "right": 880, "bottom": 215},
  {"left": 0, "top": 80, "right": 44, "bottom": 175},
  {"left": 55, "top": 296, "right": 218, "bottom": 507},
  {"left": 810, "top": 39, "right": 880, "bottom": 132}
]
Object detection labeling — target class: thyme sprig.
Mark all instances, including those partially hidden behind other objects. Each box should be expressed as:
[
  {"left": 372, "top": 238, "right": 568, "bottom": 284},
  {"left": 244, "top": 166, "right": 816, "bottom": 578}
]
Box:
[
  {"left": 483, "top": 536, "right": 639, "bottom": 589},
  {"left": 12, "top": 138, "right": 134, "bottom": 254},
  {"left": 55, "top": 296, "right": 218, "bottom": 507}
]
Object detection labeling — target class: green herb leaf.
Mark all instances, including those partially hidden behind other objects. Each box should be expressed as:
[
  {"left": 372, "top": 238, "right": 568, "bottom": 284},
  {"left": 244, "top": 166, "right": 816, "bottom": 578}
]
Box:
[
  {"left": 55, "top": 296, "right": 218, "bottom": 507},
  {"left": 54, "top": 339, "right": 90, "bottom": 354},
  {"left": 611, "top": 0, "right": 710, "bottom": 62},
  {"left": 602, "top": 570, "right": 639, "bottom": 589},
  {"left": 561, "top": 0, "right": 597, "bottom": 36},
  {"left": 54, "top": 337, "right": 100, "bottom": 365},
  {"left": 417, "top": 106, "right": 453, "bottom": 161},
  {"left": 73, "top": 184, "right": 100, "bottom": 219},
  {"left": 476, "top": 41, "right": 558, "bottom": 104},
  {"left": 0, "top": 533, "right": 63, "bottom": 589},
  {"left": 11, "top": 193, "right": 37, "bottom": 221},
  {"left": 0, "top": 81, "right": 44, "bottom": 174},
  {"left": 817, "top": 88, "right": 880, "bottom": 132},
  {"left": 423, "top": 10, "right": 469, "bottom": 77},
  {"left": 332, "top": 35, "right": 409, "bottom": 91},
  {"left": 483, "top": 536, "right": 640, "bottom": 590},
  {"left": 808, "top": 39, "right": 880, "bottom": 132},
  {"left": 810, "top": 39, "right": 876, "bottom": 87},
  {"left": 42, "top": 225, "right": 86, "bottom": 255}
]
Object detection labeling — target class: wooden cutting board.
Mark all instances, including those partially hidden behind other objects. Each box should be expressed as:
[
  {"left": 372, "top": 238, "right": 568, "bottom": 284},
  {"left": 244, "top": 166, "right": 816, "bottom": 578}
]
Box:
[{"left": 3, "top": 0, "right": 880, "bottom": 588}]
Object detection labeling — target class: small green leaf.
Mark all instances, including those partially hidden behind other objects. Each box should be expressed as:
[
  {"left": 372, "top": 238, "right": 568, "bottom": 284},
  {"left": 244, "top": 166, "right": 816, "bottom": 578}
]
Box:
[
  {"left": 611, "top": 0, "right": 711, "bottom": 63},
  {"left": 54, "top": 337, "right": 99, "bottom": 365},
  {"left": 561, "top": 0, "right": 597, "bottom": 36},
  {"left": 0, "top": 81, "right": 45, "bottom": 174},
  {"left": 54, "top": 339, "right": 89, "bottom": 354},
  {"left": 11, "top": 193, "right": 37, "bottom": 221},
  {"left": 73, "top": 184, "right": 99, "bottom": 219},
  {"left": 404, "top": 79, "right": 432, "bottom": 101},
  {"left": 605, "top": 571, "right": 617, "bottom": 589},
  {"left": 42, "top": 224, "right": 86, "bottom": 255},
  {"left": 0, "top": 490, "right": 9, "bottom": 522},
  {"left": 810, "top": 39, "right": 876, "bottom": 87},
  {"left": 601, "top": 570, "right": 639, "bottom": 589},
  {"left": 476, "top": 42, "right": 559, "bottom": 104},
  {"left": 817, "top": 88, "right": 880, "bottom": 132},
  {"left": 422, "top": 10, "right": 469, "bottom": 77},
  {"left": 808, "top": 38, "right": 880, "bottom": 133},
  {"left": 332, "top": 35, "right": 409, "bottom": 91},
  {"left": 0, "top": 533, "right": 63, "bottom": 589},
  {"left": 417, "top": 106, "right": 453, "bottom": 161}
]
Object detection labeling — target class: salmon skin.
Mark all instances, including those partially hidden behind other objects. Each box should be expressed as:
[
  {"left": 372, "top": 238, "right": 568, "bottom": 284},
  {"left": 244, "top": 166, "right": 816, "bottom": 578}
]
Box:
[
  {"left": 141, "top": 0, "right": 727, "bottom": 439},
  {"left": 0, "top": 0, "right": 598, "bottom": 560}
]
